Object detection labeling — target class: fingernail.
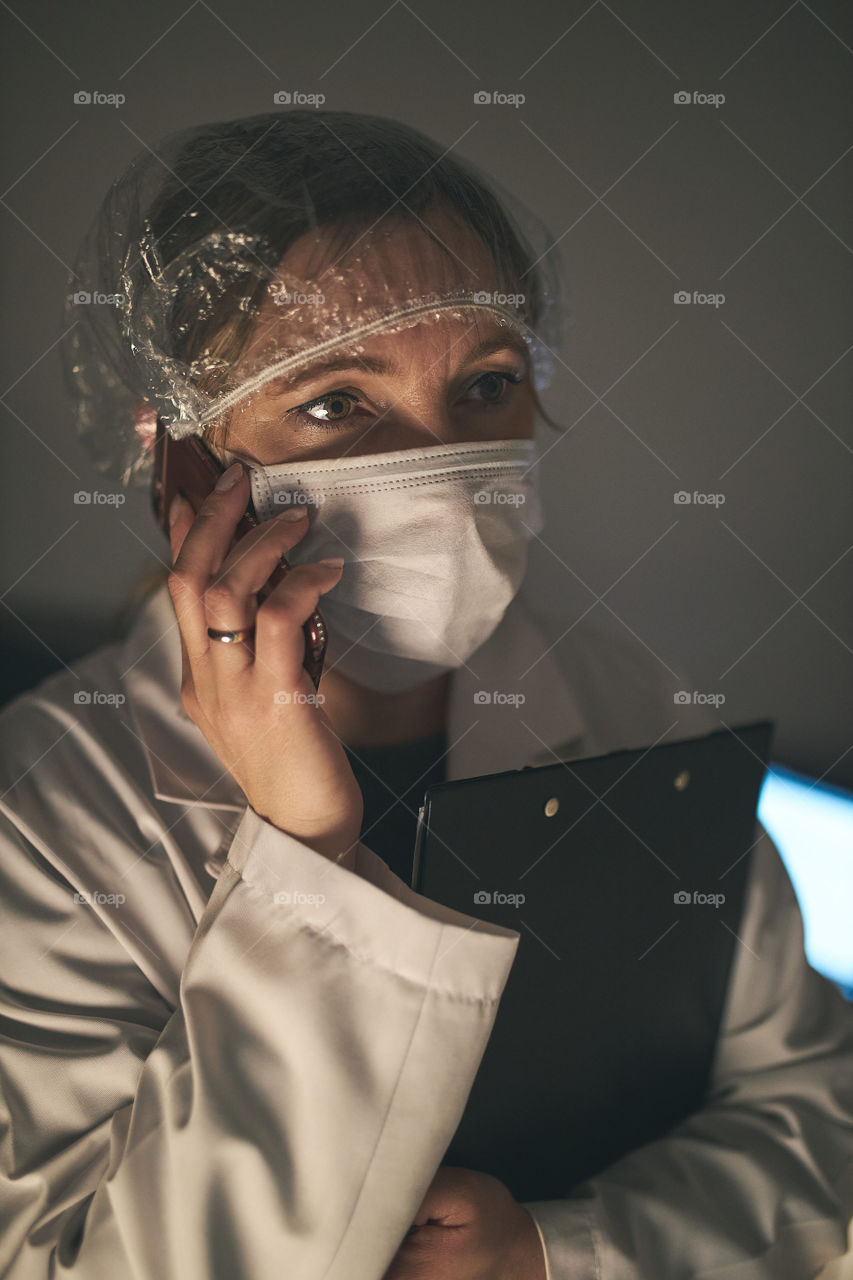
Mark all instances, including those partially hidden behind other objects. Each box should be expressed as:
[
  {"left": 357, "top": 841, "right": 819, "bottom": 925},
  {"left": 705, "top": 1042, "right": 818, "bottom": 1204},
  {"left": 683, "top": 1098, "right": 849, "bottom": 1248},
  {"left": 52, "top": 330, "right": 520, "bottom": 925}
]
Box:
[
  {"left": 215, "top": 462, "right": 244, "bottom": 492},
  {"left": 277, "top": 506, "right": 307, "bottom": 522},
  {"left": 318, "top": 556, "right": 344, "bottom": 569},
  {"left": 168, "top": 493, "right": 185, "bottom": 526}
]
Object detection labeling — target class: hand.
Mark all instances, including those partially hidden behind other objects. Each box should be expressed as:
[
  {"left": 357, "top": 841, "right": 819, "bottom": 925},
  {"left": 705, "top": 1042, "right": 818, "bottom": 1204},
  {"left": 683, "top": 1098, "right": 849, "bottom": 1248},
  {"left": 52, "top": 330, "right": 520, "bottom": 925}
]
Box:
[
  {"left": 167, "top": 462, "right": 363, "bottom": 865},
  {"left": 382, "top": 1167, "right": 547, "bottom": 1280}
]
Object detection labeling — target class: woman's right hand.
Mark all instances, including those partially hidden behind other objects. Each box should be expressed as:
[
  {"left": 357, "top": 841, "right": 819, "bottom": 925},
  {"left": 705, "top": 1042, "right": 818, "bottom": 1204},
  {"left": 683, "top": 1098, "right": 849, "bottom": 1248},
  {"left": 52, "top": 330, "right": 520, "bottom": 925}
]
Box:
[{"left": 167, "top": 461, "right": 363, "bottom": 867}]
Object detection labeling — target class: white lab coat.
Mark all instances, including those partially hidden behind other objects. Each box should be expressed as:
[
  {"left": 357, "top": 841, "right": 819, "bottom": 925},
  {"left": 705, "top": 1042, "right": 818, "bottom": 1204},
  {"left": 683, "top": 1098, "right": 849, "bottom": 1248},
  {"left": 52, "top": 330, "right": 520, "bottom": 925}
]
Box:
[{"left": 0, "top": 580, "right": 851, "bottom": 1280}]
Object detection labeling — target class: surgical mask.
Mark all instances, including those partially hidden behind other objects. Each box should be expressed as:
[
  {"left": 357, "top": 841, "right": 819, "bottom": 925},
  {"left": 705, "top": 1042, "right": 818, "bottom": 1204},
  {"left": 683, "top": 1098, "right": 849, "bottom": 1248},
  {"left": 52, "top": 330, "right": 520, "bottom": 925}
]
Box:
[{"left": 245, "top": 438, "right": 543, "bottom": 693}]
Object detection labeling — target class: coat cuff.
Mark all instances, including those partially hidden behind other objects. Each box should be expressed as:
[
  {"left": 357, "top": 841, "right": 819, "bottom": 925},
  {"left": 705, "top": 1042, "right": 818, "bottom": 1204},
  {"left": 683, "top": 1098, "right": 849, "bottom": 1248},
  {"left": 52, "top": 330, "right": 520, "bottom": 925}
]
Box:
[
  {"left": 225, "top": 806, "right": 520, "bottom": 1002},
  {"left": 523, "top": 1196, "right": 599, "bottom": 1280}
]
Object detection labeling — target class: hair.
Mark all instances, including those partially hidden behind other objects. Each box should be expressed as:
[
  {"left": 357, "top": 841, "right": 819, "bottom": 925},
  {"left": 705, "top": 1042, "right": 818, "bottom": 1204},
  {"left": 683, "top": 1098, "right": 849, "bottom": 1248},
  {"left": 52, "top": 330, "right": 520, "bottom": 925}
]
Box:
[{"left": 146, "top": 108, "right": 562, "bottom": 460}]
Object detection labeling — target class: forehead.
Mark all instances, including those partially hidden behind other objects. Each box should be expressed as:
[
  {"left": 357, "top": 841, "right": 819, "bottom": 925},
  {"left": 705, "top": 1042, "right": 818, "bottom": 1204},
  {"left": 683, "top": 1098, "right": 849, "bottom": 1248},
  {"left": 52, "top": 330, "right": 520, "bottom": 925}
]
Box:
[
  {"left": 273, "top": 207, "right": 507, "bottom": 303},
  {"left": 245, "top": 207, "right": 507, "bottom": 337},
  {"left": 229, "top": 207, "right": 526, "bottom": 388}
]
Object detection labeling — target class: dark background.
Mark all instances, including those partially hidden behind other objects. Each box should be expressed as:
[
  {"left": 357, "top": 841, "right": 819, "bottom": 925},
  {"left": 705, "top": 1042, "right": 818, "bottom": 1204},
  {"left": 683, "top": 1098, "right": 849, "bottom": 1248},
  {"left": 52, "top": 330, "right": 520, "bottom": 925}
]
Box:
[{"left": 1, "top": 0, "right": 851, "bottom": 786}]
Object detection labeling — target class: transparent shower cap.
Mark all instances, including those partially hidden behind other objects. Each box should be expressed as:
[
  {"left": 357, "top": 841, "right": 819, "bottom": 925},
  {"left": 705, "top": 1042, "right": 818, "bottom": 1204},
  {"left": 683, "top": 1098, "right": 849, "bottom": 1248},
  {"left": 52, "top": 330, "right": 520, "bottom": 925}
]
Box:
[{"left": 61, "top": 110, "right": 566, "bottom": 488}]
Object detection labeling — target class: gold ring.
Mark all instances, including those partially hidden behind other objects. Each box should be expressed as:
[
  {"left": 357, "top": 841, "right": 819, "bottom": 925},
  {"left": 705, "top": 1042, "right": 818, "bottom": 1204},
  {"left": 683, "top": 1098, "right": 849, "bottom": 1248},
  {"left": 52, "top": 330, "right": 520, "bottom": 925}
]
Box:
[{"left": 207, "top": 627, "right": 255, "bottom": 644}]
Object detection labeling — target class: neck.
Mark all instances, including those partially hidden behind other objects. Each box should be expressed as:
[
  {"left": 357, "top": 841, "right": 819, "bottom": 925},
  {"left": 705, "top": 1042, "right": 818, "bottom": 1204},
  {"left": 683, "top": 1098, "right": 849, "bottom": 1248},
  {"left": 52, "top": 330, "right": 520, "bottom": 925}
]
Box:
[{"left": 319, "top": 665, "right": 451, "bottom": 749}]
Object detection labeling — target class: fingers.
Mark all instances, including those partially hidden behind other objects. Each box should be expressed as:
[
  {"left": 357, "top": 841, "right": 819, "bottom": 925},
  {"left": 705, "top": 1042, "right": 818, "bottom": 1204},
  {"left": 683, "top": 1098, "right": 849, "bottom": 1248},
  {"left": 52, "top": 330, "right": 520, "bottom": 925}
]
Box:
[
  {"left": 167, "top": 464, "right": 253, "bottom": 662},
  {"left": 167, "top": 478, "right": 343, "bottom": 694},
  {"left": 206, "top": 508, "right": 311, "bottom": 622},
  {"left": 177, "top": 461, "right": 251, "bottom": 577},
  {"left": 252, "top": 558, "right": 344, "bottom": 684},
  {"left": 201, "top": 511, "right": 318, "bottom": 677},
  {"left": 167, "top": 494, "right": 208, "bottom": 666},
  {"left": 167, "top": 469, "right": 308, "bottom": 663}
]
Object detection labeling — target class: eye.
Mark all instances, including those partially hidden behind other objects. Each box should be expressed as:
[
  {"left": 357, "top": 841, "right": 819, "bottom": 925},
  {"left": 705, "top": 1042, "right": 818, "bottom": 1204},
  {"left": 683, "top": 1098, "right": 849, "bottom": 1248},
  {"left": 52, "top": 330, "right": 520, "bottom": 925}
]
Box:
[
  {"left": 463, "top": 369, "right": 524, "bottom": 406},
  {"left": 288, "top": 390, "right": 362, "bottom": 428},
  {"left": 286, "top": 366, "right": 525, "bottom": 431}
]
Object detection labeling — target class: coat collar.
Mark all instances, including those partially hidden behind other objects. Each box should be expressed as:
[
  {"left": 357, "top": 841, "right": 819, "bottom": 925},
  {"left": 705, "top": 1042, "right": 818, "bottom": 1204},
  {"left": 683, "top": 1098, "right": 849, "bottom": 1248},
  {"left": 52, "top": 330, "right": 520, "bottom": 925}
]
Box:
[{"left": 120, "top": 582, "right": 587, "bottom": 811}]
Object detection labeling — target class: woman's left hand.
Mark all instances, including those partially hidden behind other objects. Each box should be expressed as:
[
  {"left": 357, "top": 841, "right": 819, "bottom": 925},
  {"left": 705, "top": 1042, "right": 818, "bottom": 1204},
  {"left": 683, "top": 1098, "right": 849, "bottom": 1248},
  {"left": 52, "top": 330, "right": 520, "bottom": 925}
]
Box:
[{"left": 382, "top": 1167, "right": 547, "bottom": 1280}]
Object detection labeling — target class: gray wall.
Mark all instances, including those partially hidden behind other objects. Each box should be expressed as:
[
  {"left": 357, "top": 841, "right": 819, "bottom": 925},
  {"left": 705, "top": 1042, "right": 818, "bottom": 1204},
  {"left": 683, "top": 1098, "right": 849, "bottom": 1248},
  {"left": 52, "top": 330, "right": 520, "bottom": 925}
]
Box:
[{"left": 1, "top": 0, "right": 851, "bottom": 785}]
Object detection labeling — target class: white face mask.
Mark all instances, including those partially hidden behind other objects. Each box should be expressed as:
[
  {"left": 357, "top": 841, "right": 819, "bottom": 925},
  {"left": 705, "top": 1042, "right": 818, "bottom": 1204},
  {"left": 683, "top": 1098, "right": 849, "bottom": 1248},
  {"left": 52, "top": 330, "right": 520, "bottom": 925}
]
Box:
[{"left": 245, "top": 438, "right": 543, "bottom": 693}]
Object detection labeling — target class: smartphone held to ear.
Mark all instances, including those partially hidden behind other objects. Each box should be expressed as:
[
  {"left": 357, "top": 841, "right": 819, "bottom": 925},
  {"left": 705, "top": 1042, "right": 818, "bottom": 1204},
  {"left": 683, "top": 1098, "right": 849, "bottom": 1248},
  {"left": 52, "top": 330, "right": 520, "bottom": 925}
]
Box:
[{"left": 150, "top": 417, "right": 327, "bottom": 689}]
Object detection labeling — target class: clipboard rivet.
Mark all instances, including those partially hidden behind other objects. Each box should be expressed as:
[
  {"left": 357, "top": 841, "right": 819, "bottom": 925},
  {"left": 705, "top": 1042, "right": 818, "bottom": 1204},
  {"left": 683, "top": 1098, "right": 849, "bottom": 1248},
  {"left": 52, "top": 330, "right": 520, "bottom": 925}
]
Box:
[
  {"left": 674, "top": 770, "right": 690, "bottom": 791},
  {"left": 544, "top": 797, "right": 560, "bottom": 817}
]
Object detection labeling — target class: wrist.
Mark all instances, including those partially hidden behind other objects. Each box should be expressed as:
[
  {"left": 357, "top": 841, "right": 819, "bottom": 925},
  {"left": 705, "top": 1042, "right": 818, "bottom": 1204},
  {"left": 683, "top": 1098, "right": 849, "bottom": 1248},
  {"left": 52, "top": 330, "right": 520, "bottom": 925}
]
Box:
[
  {"left": 504, "top": 1207, "right": 548, "bottom": 1280},
  {"left": 305, "top": 833, "right": 360, "bottom": 869},
  {"left": 260, "top": 812, "right": 362, "bottom": 868}
]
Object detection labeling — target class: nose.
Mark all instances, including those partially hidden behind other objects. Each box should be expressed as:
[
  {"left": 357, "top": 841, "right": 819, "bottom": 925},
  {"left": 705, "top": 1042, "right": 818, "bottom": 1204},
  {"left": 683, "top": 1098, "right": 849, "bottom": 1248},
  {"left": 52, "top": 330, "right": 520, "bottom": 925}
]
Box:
[{"left": 342, "top": 401, "right": 464, "bottom": 455}]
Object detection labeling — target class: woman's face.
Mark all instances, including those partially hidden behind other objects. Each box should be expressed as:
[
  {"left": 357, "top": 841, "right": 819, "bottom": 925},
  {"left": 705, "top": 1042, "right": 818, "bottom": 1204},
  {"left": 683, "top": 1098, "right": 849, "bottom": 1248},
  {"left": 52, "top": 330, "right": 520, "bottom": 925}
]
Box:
[{"left": 207, "top": 212, "right": 536, "bottom": 467}]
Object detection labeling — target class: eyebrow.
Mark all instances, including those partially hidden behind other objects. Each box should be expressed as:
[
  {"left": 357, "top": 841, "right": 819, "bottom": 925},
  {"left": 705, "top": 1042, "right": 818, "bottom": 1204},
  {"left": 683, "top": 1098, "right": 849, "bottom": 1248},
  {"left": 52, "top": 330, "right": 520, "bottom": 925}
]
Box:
[{"left": 262, "top": 334, "right": 531, "bottom": 397}]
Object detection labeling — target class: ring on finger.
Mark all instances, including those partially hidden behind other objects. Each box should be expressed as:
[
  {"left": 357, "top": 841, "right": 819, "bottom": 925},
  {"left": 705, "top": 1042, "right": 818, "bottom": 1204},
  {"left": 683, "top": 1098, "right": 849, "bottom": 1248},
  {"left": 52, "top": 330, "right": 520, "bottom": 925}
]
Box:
[{"left": 207, "top": 626, "right": 255, "bottom": 644}]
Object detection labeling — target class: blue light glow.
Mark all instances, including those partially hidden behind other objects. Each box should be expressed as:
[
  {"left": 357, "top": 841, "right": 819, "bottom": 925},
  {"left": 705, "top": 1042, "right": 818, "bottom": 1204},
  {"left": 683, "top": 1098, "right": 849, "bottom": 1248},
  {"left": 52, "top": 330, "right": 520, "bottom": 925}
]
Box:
[{"left": 758, "top": 765, "right": 853, "bottom": 994}]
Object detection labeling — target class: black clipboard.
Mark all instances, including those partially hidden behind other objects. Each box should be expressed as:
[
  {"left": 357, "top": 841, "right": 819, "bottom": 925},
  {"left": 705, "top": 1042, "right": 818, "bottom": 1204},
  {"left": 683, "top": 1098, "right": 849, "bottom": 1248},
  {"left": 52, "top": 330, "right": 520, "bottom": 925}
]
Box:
[{"left": 412, "top": 720, "right": 774, "bottom": 1203}]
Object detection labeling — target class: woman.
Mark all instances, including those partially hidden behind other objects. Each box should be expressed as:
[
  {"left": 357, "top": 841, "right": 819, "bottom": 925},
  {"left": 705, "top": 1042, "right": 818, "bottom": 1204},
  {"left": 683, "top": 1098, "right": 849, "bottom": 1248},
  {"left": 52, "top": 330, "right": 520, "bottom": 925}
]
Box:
[{"left": 1, "top": 110, "right": 851, "bottom": 1280}]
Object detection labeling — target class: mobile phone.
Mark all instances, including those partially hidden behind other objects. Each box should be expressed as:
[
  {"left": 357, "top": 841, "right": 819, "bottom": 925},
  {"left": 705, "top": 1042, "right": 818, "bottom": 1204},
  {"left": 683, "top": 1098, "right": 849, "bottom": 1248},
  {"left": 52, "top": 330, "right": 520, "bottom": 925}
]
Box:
[{"left": 150, "top": 416, "right": 326, "bottom": 689}]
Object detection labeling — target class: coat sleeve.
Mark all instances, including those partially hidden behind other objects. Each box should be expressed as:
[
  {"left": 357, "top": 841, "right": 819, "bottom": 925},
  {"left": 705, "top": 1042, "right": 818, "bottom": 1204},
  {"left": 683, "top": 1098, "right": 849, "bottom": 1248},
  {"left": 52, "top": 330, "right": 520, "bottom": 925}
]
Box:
[
  {"left": 523, "top": 820, "right": 853, "bottom": 1279},
  {"left": 0, "top": 801, "right": 520, "bottom": 1280}
]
